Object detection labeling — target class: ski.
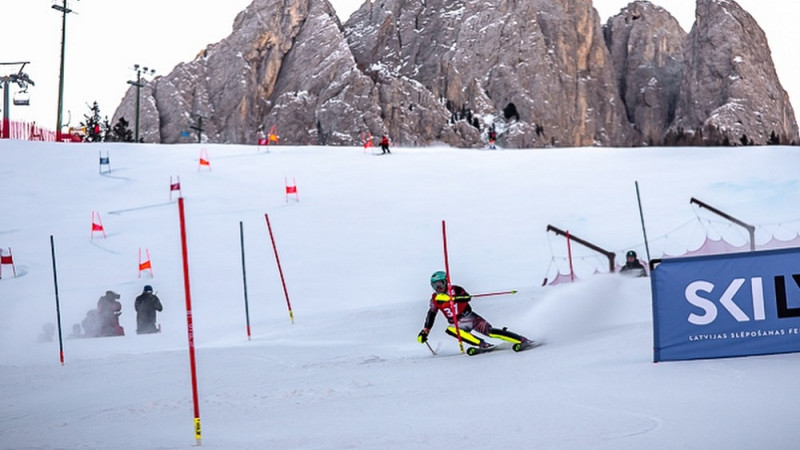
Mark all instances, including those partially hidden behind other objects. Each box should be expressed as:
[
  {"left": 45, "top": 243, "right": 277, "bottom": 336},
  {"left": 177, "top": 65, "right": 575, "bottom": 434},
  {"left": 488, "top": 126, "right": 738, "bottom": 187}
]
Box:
[
  {"left": 466, "top": 345, "right": 497, "bottom": 356},
  {"left": 512, "top": 340, "right": 543, "bottom": 352},
  {"left": 466, "top": 341, "right": 542, "bottom": 356}
]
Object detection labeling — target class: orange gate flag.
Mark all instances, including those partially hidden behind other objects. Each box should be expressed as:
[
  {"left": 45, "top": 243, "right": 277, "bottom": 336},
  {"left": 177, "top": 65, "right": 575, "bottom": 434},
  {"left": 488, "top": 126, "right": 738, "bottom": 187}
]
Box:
[{"left": 139, "top": 247, "right": 154, "bottom": 278}]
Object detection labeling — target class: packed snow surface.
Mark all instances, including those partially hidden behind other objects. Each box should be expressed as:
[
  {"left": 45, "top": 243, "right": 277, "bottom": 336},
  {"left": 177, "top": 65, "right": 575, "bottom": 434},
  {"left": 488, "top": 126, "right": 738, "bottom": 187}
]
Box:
[{"left": 2, "top": 141, "right": 800, "bottom": 449}]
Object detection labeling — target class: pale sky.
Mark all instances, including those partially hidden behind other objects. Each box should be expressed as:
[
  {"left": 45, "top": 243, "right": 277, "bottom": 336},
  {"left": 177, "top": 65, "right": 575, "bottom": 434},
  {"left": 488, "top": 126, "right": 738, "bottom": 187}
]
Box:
[{"left": 0, "top": 0, "right": 796, "bottom": 132}]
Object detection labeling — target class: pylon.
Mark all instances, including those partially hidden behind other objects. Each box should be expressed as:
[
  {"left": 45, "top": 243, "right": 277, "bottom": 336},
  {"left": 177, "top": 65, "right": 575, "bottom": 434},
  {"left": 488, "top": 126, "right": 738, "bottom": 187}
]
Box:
[
  {"left": 198, "top": 149, "right": 211, "bottom": 171},
  {"left": 91, "top": 211, "right": 107, "bottom": 239},
  {"left": 285, "top": 177, "right": 299, "bottom": 203},
  {"left": 170, "top": 175, "right": 182, "bottom": 200},
  {"left": 0, "top": 247, "right": 16, "bottom": 279},
  {"left": 138, "top": 247, "right": 154, "bottom": 278}
]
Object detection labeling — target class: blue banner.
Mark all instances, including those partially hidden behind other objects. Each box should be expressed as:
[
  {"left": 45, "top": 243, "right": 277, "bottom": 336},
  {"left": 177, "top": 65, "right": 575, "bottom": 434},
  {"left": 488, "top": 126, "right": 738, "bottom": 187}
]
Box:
[{"left": 651, "top": 247, "right": 800, "bottom": 362}]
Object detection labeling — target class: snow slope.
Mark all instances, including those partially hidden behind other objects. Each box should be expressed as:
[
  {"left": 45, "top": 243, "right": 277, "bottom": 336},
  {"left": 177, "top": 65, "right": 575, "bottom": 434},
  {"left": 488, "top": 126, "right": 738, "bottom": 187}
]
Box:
[{"left": 1, "top": 141, "right": 799, "bottom": 449}]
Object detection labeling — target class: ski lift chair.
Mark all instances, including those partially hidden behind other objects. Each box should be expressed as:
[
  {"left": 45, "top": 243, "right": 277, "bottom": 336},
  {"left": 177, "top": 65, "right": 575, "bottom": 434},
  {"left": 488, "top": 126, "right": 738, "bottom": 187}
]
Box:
[{"left": 13, "top": 89, "right": 30, "bottom": 106}]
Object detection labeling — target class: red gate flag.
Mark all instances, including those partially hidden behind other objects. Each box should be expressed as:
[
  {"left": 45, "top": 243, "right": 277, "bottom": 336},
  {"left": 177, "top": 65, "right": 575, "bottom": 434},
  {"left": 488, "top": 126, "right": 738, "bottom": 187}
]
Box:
[
  {"left": 0, "top": 247, "right": 16, "bottom": 278},
  {"left": 285, "top": 177, "right": 299, "bottom": 202},
  {"left": 170, "top": 175, "right": 182, "bottom": 200},
  {"left": 91, "top": 211, "right": 106, "bottom": 239}
]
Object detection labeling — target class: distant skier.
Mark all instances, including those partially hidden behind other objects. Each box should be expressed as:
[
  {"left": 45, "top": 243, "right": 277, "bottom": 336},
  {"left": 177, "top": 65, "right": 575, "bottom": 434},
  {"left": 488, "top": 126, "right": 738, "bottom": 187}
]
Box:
[
  {"left": 135, "top": 285, "right": 163, "bottom": 334},
  {"left": 487, "top": 127, "right": 497, "bottom": 149},
  {"left": 417, "top": 271, "right": 531, "bottom": 350},
  {"left": 379, "top": 135, "right": 391, "bottom": 154},
  {"left": 619, "top": 250, "right": 647, "bottom": 277}
]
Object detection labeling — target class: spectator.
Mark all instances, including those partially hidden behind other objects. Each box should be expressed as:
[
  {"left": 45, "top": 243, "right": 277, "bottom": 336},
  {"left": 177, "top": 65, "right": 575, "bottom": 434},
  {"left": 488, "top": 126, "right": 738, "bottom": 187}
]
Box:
[
  {"left": 135, "top": 285, "right": 163, "bottom": 334},
  {"left": 83, "top": 290, "right": 125, "bottom": 337},
  {"left": 619, "top": 250, "right": 647, "bottom": 277}
]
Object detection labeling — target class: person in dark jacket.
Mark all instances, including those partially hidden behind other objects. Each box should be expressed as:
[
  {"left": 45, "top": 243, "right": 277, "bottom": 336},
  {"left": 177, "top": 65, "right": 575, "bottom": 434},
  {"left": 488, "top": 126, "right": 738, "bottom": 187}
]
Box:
[
  {"left": 417, "top": 271, "right": 531, "bottom": 350},
  {"left": 135, "top": 285, "right": 163, "bottom": 334},
  {"left": 82, "top": 290, "right": 124, "bottom": 337},
  {"left": 619, "top": 250, "right": 647, "bottom": 277}
]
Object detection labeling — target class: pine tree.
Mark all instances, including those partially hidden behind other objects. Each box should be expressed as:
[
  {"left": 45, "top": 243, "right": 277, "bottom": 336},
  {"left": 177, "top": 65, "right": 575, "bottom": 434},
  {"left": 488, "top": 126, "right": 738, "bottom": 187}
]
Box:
[
  {"left": 81, "top": 101, "right": 104, "bottom": 142},
  {"left": 110, "top": 117, "right": 134, "bottom": 142},
  {"left": 767, "top": 130, "right": 781, "bottom": 145},
  {"left": 102, "top": 117, "right": 112, "bottom": 142}
]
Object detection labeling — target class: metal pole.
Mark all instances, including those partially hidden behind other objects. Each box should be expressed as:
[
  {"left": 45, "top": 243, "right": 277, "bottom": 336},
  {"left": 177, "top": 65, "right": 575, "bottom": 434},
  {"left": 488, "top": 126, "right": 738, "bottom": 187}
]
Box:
[
  {"left": 50, "top": 236, "right": 65, "bottom": 365},
  {"left": 690, "top": 197, "right": 756, "bottom": 251},
  {"left": 239, "top": 221, "right": 252, "bottom": 340},
  {"left": 635, "top": 181, "right": 652, "bottom": 261},
  {"left": 1, "top": 78, "right": 9, "bottom": 139},
  {"left": 134, "top": 68, "right": 141, "bottom": 142},
  {"left": 546, "top": 225, "right": 616, "bottom": 273},
  {"left": 53, "top": 0, "right": 73, "bottom": 141}
]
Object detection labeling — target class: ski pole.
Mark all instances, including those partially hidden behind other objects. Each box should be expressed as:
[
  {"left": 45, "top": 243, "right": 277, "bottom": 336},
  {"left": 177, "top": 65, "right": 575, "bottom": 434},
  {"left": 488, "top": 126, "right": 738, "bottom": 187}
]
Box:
[
  {"left": 446, "top": 290, "right": 518, "bottom": 301},
  {"left": 425, "top": 341, "right": 437, "bottom": 355}
]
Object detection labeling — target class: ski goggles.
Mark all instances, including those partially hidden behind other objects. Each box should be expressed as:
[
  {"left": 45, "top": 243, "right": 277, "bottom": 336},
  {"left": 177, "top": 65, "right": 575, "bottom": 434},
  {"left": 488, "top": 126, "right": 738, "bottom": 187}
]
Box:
[{"left": 431, "top": 280, "right": 447, "bottom": 291}]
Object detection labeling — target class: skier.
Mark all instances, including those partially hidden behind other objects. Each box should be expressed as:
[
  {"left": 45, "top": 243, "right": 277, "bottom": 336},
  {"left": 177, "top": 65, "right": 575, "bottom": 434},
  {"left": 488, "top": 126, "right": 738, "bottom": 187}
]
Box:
[
  {"left": 379, "top": 135, "right": 391, "bottom": 154},
  {"left": 135, "top": 285, "right": 163, "bottom": 334},
  {"left": 417, "top": 271, "right": 532, "bottom": 351},
  {"left": 487, "top": 127, "right": 497, "bottom": 149},
  {"left": 619, "top": 250, "right": 647, "bottom": 277}
]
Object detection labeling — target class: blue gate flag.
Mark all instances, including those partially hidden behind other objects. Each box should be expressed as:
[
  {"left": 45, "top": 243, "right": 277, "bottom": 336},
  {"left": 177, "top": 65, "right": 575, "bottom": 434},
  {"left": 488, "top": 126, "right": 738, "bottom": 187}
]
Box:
[{"left": 651, "top": 247, "right": 800, "bottom": 362}]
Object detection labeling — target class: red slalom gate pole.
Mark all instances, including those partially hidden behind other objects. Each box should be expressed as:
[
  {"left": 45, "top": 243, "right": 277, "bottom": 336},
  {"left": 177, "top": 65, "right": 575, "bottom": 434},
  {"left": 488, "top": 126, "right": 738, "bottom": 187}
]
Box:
[
  {"left": 566, "top": 230, "right": 575, "bottom": 282},
  {"left": 177, "top": 197, "right": 202, "bottom": 444},
  {"left": 441, "top": 220, "right": 465, "bottom": 354},
  {"left": 265, "top": 213, "right": 295, "bottom": 324}
]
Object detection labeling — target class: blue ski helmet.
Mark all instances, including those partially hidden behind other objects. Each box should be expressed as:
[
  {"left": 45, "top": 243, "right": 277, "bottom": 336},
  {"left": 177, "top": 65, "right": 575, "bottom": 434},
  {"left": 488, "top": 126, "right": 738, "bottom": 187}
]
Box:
[{"left": 430, "top": 271, "right": 447, "bottom": 285}]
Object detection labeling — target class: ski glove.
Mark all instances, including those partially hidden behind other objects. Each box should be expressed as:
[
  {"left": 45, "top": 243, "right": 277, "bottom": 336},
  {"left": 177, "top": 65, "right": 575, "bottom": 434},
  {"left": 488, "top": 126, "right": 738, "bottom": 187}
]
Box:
[{"left": 417, "top": 329, "right": 429, "bottom": 343}]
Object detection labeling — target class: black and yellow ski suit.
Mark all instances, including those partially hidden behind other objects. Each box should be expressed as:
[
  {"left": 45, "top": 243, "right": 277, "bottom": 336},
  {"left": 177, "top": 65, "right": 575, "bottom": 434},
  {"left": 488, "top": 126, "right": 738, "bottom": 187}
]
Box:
[{"left": 422, "top": 285, "right": 528, "bottom": 347}]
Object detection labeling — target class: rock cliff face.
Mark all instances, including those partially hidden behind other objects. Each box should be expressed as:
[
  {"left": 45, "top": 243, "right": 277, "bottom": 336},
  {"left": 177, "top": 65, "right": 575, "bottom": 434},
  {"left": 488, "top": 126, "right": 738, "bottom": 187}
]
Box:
[
  {"left": 344, "top": 0, "right": 633, "bottom": 148},
  {"left": 665, "top": 0, "right": 798, "bottom": 145},
  {"left": 116, "top": 0, "right": 381, "bottom": 145},
  {"left": 112, "top": 0, "right": 797, "bottom": 147},
  {"left": 604, "top": 1, "right": 686, "bottom": 145}
]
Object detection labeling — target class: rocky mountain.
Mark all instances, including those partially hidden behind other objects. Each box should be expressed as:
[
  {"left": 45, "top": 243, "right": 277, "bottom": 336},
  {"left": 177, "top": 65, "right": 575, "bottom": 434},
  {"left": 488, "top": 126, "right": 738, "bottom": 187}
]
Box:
[
  {"left": 665, "top": 0, "right": 799, "bottom": 145},
  {"left": 604, "top": 1, "right": 686, "bottom": 145},
  {"left": 112, "top": 0, "right": 798, "bottom": 148}
]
